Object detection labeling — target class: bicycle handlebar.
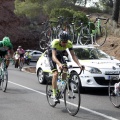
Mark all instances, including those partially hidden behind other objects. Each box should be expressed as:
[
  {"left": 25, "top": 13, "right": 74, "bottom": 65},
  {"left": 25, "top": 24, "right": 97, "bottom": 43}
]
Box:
[
  {"left": 68, "top": 65, "right": 84, "bottom": 75},
  {"left": 59, "top": 65, "right": 84, "bottom": 76},
  {"left": 95, "top": 17, "right": 109, "bottom": 24}
]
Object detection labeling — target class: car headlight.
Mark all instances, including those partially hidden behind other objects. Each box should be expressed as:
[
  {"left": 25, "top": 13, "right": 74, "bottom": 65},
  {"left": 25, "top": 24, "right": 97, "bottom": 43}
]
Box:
[{"left": 86, "top": 67, "right": 102, "bottom": 74}]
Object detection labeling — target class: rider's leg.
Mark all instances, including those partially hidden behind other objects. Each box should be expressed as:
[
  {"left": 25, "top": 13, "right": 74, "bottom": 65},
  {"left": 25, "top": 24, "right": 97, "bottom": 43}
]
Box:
[
  {"left": 21, "top": 55, "right": 24, "bottom": 64},
  {"left": 5, "top": 55, "right": 10, "bottom": 69},
  {"left": 52, "top": 70, "right": 58, "bottom": 97}
]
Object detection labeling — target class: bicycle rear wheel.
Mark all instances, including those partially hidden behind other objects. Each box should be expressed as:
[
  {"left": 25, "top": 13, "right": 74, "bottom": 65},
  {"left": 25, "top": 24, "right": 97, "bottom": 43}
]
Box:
[
  {"left": 64, "top": 79, "right": 80, "bottom": 116},
  {"left": 46, "top": 79, "right": 57, "bottom": 107},
  {"left": 95, "top": 26, "right": 107, "bottom": 46},
  {"left": 108, "top": 78, "right": 120, "bottom": 108},
  {"left": 1, "top": 62, "right": 8, "bottom": 92}
]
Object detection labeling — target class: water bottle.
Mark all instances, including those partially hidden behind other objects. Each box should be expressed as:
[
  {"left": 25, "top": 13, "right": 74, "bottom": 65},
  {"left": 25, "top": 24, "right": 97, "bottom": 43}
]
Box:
[
  {"left": 61, "top": 80, "right": 65, "bottom": 90},
  {"left": 57, "top": 79, "right": 61, "bottom": 90}
]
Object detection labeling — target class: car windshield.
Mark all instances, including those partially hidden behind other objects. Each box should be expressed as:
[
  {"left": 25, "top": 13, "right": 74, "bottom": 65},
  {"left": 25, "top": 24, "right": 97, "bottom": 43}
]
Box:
[{"left": 74, "top": 47, "right": 110, "bottom": 60}]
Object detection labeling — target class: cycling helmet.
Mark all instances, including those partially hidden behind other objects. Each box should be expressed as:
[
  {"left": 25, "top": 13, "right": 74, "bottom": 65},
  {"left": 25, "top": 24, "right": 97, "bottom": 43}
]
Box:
[
  {"left": 60, "top": 31, "right": 69, "bottom": 42},
  {"left": 2, "top": 36, "right": 11, "bottom": 46},
  {"left": 18, "top": 46, "right": 21, "bottom": 48}
]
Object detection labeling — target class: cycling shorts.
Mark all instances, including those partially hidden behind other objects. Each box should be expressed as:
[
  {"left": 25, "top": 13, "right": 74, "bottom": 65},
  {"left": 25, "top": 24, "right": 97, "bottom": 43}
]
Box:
[
  {"left": 48, "top": 49, "right": 67, "bottom": 72},
  {"left": 20, "top": 54, "right": 24, "bottom": 58},
  {"left": 0, "top": 50, "right": 7, "bottom": 58}
]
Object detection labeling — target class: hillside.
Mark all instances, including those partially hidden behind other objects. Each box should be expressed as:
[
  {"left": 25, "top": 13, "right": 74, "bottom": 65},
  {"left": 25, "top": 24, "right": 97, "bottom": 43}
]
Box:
[
  {"left": 0, "top": 0, "right": 120, "bottom": 62},
  {"left": 100, "top": 35, "right": 120, "bottom": 60}
]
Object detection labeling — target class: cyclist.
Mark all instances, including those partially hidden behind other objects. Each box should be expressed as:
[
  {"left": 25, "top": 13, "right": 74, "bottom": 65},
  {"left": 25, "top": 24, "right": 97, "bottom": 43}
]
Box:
[
  {"left": 17, "top": 46, "right": 25, "bottom": 65},
  {"left": 48, "top": 31, "right": 85, "bottom": 102},
  {"left": 0, "top": 36, "right": 14, "bottom": 69},
  {"left": 14, "top": 49, "right": 20, "bottom": 68},
  {"left": 24, "top": 51, "right": 31, "bottom": 64}
]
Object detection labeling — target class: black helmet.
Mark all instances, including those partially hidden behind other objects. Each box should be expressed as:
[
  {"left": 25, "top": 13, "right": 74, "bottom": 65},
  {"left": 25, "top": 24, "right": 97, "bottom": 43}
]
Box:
[{"left": 60, "top": 31, "right": 69, "bottom": 41}]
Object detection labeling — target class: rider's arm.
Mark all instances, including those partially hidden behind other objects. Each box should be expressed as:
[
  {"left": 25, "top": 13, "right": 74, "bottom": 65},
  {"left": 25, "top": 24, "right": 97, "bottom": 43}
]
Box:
[{"left": 69, "top": 50, "right": 83, "bottom": 68}]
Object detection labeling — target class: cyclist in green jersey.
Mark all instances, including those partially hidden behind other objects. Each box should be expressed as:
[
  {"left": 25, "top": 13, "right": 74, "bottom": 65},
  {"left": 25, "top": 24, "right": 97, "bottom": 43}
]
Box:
[
  {"left": 48, "top": 31, "right": 85, "bottom": 102},
  {"left": 0, "top": 36, "right": 14, "bottom": 69}
]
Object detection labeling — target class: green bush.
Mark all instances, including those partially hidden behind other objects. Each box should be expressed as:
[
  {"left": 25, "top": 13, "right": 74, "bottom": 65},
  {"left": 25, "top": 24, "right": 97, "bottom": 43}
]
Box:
[{"left": 49, "top": 8, "right": 89, "bottom": 29}]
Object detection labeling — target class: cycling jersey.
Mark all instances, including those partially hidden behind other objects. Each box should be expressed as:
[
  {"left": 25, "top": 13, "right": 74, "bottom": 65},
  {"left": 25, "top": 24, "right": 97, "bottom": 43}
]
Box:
[
  {"left": 51, "top": 39, "right": 73, "bottom": 51},
  {"left": 17, "top": 48, "right": 25, "bottom": 58},
  {"left": 48, "top": 39, "right": 73, "bottom": 72},
  {"left": 0, "top": 41, "right": 13, "bottom": 51},
  {"left": 17, "top": 48, "right": 25, "bottom": 54},
  {"left": 0, "top": 41, "right": 13, "bottom": 57}
]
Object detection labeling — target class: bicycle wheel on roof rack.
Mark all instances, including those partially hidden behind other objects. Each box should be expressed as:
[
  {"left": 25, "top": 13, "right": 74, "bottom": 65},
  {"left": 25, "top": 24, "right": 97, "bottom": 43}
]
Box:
[
  {"left": 79, "top": 27, "right": 91, "bottom": 45},
  {"left": 94, "top": 26, "right": 107, "bottom": 46},
  {"left": 39, "top": 33, "right": 49, "bottom": 50}
]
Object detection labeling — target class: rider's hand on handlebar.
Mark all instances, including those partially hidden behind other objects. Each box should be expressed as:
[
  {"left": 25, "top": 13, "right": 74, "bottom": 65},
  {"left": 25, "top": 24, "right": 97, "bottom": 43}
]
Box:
[
  {"left": 58, "top": 63, "right": 63, "bottom": 70},
  {"left": 80, "top": 65, "right": 85, "bottom": 70}
]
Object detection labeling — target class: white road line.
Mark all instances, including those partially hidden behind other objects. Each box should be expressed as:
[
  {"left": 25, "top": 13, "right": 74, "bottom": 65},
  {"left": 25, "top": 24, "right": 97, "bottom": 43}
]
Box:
[{"left": 9, "top": 81, "right": 118, "bottom": 120}]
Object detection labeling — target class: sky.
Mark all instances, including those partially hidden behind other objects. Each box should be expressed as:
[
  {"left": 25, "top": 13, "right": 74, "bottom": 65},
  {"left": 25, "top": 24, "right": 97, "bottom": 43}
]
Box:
[
  {"left": 86, "top": 0, "right": 99, "bottom": 7},
  {"left": 76, "top": 0, "right": 99, "bottom": 7}
]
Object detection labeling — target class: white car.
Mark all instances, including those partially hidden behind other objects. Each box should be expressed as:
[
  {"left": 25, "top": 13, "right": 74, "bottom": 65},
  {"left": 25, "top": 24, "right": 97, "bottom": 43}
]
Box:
[
  {"left": 36, "top": 45, "right": 120, "bottom": 90},
  {"left": 29, "top": 50, "right": 42, "bottom": 61}
]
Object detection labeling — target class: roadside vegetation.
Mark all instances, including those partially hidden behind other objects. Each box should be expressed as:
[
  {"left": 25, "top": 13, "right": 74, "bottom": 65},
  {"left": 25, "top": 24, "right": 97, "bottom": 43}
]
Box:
[{"left": 14, "top": 0, "right": 120, "bottom": 37}]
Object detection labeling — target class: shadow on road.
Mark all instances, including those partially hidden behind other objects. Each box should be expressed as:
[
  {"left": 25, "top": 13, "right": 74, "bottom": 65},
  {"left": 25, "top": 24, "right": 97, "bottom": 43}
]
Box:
[{"left": 81, "top": 88, "right": 108, "bottom": 96}]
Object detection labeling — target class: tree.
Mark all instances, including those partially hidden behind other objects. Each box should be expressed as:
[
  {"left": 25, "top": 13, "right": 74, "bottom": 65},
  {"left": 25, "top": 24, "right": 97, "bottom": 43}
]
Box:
[
  {"left": 14, "top": 0, "right": 43, "bottom": 18},
  {"left": 112, "top": 0, "right": 120, "bottom": 23}
]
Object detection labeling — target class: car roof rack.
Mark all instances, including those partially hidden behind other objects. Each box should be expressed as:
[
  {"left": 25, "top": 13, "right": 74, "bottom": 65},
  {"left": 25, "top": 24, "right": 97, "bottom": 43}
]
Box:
[{"left": 73, "top": 44, "right": 100, "bottom": 48}]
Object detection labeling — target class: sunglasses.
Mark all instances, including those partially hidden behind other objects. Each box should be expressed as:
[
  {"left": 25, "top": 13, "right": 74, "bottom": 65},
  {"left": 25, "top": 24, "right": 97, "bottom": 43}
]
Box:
[{"left": 62, "top": 41, "right": 68, "bottom": 43}]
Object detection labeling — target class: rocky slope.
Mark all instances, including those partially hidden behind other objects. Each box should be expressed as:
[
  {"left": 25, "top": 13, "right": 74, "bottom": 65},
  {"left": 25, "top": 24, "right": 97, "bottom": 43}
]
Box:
[
  {"left": 0, "top": 0, "right": 41, "bottom": 50},
  {"left": 100, "top": 35, "right": 120, "bottom": 60}
]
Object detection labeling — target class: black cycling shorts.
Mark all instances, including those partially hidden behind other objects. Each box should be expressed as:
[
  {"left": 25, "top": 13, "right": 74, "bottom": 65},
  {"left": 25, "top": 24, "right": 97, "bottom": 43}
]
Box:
[
  {"left": 0, "top": 50, "right": 7, "bottom": 58},
  {"left": 20, "top": 54, "right": 24, "bottom": 58},
  {"left": 48, "top": 49, "right": 67, "bottom": 72}
]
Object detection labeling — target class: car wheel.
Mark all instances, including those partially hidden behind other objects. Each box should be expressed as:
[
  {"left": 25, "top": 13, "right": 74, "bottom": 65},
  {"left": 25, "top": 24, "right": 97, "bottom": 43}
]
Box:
[
  {"left": 70, "top": 72, "right": 82, "bottom": 93},
  {"left": 37, "top": 68, "right": 46, "bottom": 84}
]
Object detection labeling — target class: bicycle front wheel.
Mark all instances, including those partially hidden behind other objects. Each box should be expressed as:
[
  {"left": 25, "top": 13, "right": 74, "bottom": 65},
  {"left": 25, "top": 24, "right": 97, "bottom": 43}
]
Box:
[
  {"left": 95, "top": 26, "right": 107, "bottom": 46},
  {"left": 64, "top": 79, "right": 80, "bottom": 116},
  {"left": 1, "top": 68, "right": 8, "bottom": 92},
  {"left": 108, "top": 78, "right": 120, "bottom": 108},
  {"left": 19, "top": 61, "right": 23, "bottom": 71},
  {"left": 46, "top": 79, "right": 57, "bottom": 107}
]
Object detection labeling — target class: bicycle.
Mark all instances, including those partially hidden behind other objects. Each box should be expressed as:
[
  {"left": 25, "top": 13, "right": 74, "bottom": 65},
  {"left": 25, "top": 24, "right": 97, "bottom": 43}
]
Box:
[
  {"left": 108, "top": 75, "right": 120, "bottom": 108},
  {"left": 39, "top": 20, "right": 58, "bottom": 50},
  {"left": 0, "top": 57, "right": 8, "bottom": 92},
  {"left": 78, "top": 15, "right": 109, "bottom": 46},
  {"left": 46, "top": 66, "right": 83, "bottom": 116}
]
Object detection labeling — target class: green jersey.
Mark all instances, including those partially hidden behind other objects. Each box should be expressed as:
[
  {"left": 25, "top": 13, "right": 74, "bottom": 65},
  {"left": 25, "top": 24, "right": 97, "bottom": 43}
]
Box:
[
  {"left": 51, "top": 39, "right": 73, "bottom": 52},
  {"left": 0, "top": 41, "right": 13, "bottom": 51}
]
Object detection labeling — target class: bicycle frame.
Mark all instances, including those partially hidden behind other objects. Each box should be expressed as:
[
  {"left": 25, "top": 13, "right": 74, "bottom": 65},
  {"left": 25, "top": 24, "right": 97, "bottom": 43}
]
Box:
[{"left": 46, "top": 66, "right": 83, "bottom": 116}]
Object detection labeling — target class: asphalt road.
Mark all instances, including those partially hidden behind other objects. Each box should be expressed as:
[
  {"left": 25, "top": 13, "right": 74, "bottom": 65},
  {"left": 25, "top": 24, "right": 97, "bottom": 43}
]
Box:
[{"left": 0, "top": 63, "right": 119, "bottom": 120}]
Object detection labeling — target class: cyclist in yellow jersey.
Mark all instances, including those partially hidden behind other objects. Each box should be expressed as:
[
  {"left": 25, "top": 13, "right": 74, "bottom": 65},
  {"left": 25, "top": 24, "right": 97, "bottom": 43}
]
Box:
[{"left": 48, "top": 31, "right": 85, "bottom": 102}]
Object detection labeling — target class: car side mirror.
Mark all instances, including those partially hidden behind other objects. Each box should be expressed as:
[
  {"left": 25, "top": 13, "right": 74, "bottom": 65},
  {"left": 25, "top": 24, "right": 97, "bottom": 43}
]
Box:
[{"left": 110, "top": 56, "right": 115, "bottom": 60}]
